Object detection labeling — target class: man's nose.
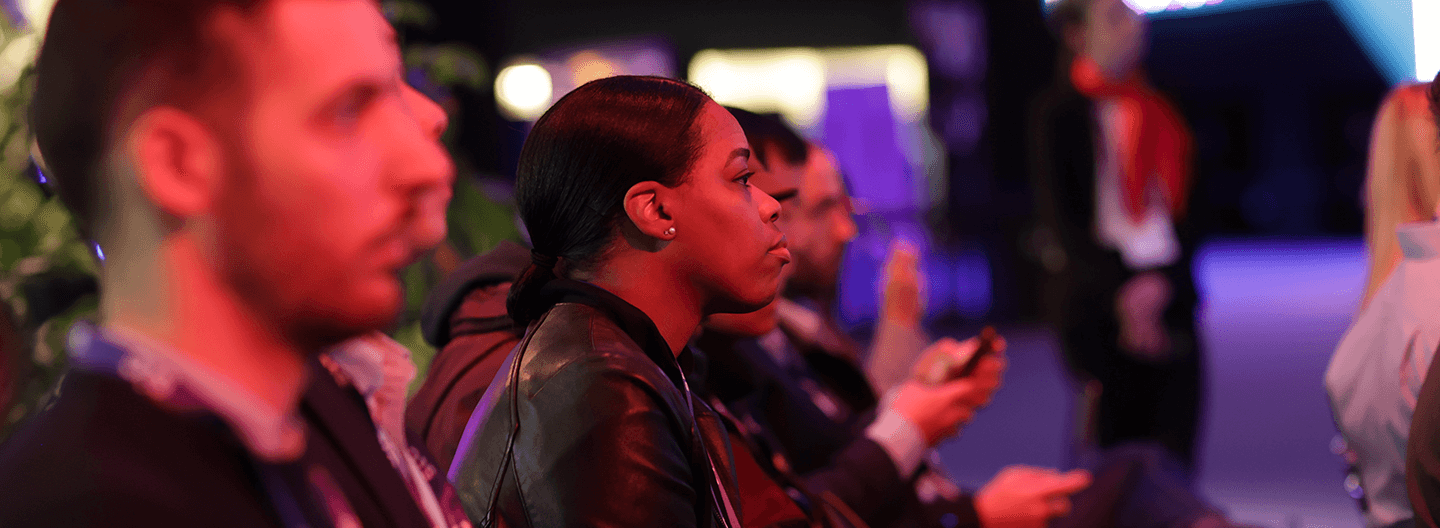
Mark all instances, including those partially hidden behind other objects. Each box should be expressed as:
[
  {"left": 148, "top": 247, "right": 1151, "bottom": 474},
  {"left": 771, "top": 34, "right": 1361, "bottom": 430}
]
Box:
[{"left": 391, "top": 85, "right": 455, "bottom": 193}]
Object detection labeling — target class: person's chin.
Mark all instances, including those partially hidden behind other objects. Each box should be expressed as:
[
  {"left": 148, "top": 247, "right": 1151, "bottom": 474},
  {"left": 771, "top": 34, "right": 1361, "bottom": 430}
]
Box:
[{"left": 331, "top": 286, "right": 404, "bottom": 330}]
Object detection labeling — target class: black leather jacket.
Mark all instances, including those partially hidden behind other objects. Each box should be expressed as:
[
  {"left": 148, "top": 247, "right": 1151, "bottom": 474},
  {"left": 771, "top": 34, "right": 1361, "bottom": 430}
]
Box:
[{"left": 451, "top": 280, "right": 743, "bottom": 528}]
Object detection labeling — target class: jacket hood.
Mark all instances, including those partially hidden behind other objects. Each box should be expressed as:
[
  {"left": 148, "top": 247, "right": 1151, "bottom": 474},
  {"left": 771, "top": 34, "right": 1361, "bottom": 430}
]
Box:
[{"left": 420, "top": 240, "right": 531, "bottom": 348}]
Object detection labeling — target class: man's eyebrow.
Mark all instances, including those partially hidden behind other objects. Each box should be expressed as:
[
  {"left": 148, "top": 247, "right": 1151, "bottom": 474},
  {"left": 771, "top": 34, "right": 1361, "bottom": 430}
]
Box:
[
  {"left": 730, "top": 148, "right": 751, "bottom": 162},
  {"left": 769, "top": 188, "right": 799, "bottom": 202}
]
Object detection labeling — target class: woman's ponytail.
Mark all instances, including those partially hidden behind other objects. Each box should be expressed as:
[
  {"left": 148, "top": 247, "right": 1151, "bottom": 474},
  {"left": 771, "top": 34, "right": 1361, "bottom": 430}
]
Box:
[{"left": 507, "top": 251, "right": 561, "bottom": 327}]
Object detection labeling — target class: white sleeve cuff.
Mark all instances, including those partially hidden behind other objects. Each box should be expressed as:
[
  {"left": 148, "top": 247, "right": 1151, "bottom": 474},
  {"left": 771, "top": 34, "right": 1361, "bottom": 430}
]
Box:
[{"left": 865, "top": 407, "right": 928, "bottom": 478}]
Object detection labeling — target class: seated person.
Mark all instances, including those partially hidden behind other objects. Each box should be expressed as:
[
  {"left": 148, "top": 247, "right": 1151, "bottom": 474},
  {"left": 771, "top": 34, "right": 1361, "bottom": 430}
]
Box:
[
  {"left": 0, "top": 0, "right": 458, "bottom": 525},
  {"left": 1328, "top": 81, "right": 1439, "bottom": 528},
  {"left": 447, "top": 75, "right": 826, "bottom": 527},
  {"left": 406, "top": 239, "right": 529, "bottom": 471}
]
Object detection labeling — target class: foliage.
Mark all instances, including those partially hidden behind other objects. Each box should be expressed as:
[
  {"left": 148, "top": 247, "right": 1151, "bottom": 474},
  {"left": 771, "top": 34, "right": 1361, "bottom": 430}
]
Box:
[{"left": 0, "top": 9, "right": 101, "bottom": 438}]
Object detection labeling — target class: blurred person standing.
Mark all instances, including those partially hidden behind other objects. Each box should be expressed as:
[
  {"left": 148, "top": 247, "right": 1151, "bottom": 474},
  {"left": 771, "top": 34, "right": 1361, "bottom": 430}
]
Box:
[
  {"left": 0, "top": 0, "right": 457, "bottom": 526},
  {"left": 1029, "top": 0, "right": 1203, "bottom": 472},
  {"left": 1400, "top": 81, "right": 1440, "bottom": 528},
  {"left": 1326, "top": 82, "right": 1438, "bottom": 528},
  {"left": 1358, "top": 84, "right": 1440, "bottom": 308}
]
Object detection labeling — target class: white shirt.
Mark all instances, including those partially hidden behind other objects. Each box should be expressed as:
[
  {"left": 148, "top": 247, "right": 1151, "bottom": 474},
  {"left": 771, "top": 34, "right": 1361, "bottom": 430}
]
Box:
[
  {"left": 325, "top": 336, "right": 453, "bottom": 528},
  {"left": 1326, "top": 221, "right": 1440, "bottom": 527},
  {"left": 1093, "top": 102, "right": 1182, "bottom": 271}
]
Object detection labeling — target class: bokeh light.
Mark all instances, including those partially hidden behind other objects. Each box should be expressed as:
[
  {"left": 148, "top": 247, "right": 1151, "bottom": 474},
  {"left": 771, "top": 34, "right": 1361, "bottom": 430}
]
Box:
[{"left": 494, "top": 63, "right": 554, "bottom": 121}]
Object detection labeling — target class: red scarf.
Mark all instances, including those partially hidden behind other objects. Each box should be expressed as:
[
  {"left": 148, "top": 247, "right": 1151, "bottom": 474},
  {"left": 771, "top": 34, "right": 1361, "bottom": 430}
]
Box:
[{"left": 1070, "top": 56, "right": 1194, "bottom": 222}]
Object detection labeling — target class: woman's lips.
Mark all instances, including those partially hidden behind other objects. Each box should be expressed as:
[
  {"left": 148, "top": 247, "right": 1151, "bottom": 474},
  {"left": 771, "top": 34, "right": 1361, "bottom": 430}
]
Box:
[{"left": 769, "top": 238, "right": 792, "bottom": 264}]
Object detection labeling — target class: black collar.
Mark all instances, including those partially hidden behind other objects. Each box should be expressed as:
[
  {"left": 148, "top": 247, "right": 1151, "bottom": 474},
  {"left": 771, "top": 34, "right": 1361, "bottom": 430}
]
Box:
[{"left": 537, "top": 279, "right": 696, "bottom": 390}]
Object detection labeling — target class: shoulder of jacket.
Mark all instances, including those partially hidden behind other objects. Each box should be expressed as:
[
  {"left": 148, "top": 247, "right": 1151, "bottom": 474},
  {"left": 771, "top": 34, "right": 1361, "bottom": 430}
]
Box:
[{"left": 518, "top": 303, "right": 680, "bottom": 400}]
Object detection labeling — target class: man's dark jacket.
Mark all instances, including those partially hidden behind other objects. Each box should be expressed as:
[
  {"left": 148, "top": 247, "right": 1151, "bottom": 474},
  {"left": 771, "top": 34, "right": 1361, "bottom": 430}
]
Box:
[
  {"left": 1029, "top": 82, "right": 1204, "bottom": 468},
  {"left": 0, "top": 358, "right": 433, "bottom": 528},
  {"left": 695, "top": 330, "right": 981, "bottom": 528}
]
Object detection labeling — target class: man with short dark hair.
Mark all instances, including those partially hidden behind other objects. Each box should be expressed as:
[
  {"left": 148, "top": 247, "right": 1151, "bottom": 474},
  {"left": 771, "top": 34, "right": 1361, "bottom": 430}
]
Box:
[{"left": 0, "top": 0, "right": 455, "bottom": 526}]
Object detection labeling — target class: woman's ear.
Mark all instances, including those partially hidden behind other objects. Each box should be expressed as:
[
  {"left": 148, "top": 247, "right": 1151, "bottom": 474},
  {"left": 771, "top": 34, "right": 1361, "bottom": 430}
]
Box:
[
  {"left": 125, "top": 106, "right": 223, "bottom": 219},
  {"left": 622, "top": 180, "right": 676, "bottom": 240}
]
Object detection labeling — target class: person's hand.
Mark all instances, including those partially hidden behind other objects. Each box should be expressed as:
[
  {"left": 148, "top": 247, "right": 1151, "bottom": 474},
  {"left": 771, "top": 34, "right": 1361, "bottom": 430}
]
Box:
[
  {"left": 1115, "top": 271, "right": 1172, "bottom": 361},
  {"left": 890, "top": 337, "right": 1006, "bottom": 445},
  {"left": 975, "top": 466, "right": 1093, "bottom": 528},
  {"left": 880, "top": 240, "right": 925, "bottom": 327}
]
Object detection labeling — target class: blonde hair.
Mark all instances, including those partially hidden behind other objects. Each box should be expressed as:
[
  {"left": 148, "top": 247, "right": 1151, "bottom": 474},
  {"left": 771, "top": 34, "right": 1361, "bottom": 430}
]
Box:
[{"left": 1362, "top": 82, "right": 1440, "bottom": 307}]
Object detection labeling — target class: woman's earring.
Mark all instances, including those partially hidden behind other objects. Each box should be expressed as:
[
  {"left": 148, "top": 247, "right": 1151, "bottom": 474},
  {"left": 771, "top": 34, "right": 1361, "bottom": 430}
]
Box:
[{"left": 664, "top": 227, "right": 676, "bottom": 237}]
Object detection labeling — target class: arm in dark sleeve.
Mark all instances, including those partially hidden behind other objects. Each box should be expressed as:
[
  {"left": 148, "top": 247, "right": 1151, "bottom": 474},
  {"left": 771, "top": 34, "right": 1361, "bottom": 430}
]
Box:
[
  {"left": 798, "top": 436, "right": 909, "bottom": 524},
  {"left": 799, "top": 436, "right": 984, "bottom": 528}
]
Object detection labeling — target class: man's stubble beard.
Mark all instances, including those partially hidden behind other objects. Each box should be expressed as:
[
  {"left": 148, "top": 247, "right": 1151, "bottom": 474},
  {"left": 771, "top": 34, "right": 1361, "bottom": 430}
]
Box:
[{"left": 210, "top": 137, "right": 373, "bottom": 356}]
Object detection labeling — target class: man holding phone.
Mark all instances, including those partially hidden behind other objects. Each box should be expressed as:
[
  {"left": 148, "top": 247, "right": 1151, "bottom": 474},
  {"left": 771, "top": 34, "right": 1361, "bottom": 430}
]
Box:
[{"left": 695, "top": 108, "right": 1090, "bottom": 528}]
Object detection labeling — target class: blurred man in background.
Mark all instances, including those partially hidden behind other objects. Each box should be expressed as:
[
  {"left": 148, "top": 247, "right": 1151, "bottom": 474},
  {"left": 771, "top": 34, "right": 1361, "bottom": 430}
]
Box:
[
  {"left": 1030, "top": 0, "right": 1203, "bottom": 473},
  {"left": 0, "top": 0, "right": 455, "bottom": 525}
]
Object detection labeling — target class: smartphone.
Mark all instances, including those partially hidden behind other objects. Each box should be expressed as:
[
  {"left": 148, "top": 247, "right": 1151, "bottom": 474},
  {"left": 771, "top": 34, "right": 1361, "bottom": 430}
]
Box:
[
  {"left": 916, "top": 326, "right": 1000, "bottom": 385},
  {"left": 955, "top": 326, "right": 999, "bottom": 378}
]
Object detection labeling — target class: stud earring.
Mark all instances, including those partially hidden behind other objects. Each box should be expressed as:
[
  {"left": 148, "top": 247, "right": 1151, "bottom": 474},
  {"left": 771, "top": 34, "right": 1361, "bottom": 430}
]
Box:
[{"left": 664, "top": 227, "right": 676, "bottom": 237}]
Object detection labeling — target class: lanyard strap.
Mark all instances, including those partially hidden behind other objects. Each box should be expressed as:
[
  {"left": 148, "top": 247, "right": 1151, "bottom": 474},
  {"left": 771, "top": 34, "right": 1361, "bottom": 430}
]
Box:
[{"left": 677, "top": 363, "right": 743, "bottom": 528}]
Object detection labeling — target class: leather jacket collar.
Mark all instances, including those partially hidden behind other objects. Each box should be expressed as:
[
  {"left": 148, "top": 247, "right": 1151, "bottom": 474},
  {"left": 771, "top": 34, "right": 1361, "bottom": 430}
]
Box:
[{"left": 536, "top": 279, "right": 697, "bottom": 389}]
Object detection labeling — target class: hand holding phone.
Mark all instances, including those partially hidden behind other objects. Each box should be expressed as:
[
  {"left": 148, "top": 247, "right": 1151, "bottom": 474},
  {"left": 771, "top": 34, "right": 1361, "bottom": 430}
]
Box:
[{"left": 914, "top": 326, "right": 1002, "bottom": 385}]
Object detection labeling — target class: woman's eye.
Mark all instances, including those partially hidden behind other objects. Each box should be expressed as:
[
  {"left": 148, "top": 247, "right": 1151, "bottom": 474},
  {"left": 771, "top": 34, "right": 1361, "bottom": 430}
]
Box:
[{"left": 737, "top": 172, "right": 755, "bottom": 187}]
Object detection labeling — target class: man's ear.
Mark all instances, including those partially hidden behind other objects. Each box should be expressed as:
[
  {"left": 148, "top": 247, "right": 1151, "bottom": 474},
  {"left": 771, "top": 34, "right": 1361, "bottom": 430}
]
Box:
[
  {"left": 125, "top": 107, "right": 223, "bottom": 219},
  {"left": 622, "top": 180, "right": 676, "bottom": 240}
]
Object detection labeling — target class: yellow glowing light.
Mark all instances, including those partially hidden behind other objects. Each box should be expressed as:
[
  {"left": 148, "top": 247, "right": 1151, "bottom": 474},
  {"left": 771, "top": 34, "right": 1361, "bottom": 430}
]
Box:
[
  {"left": 883, "top": 47, "right": 929, "bottom": 123},
  {"left": 495, "top": 63, "right": 554, "bottom": 121},
  {"left": 689, "top": 48, "right": 827, "bottom": 129},
  {"left": 567, "top": 50, "right": 618, "bottom": 88},
  {"left": 21, "top": 0, "right": 55, "bottom": 30},
  {"left": 688, "top": 45, "right": 931, "bottom": 127},
  {"left": 0, "top": 34, "right": 39, "bottom": 91}
]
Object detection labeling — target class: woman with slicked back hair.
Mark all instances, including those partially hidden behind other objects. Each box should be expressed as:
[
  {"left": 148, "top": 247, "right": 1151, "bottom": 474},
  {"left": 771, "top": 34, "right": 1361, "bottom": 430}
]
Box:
[{"left": 450, "top": 75, "right": 791, "bottom": 527}]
